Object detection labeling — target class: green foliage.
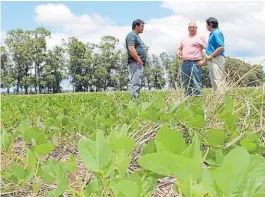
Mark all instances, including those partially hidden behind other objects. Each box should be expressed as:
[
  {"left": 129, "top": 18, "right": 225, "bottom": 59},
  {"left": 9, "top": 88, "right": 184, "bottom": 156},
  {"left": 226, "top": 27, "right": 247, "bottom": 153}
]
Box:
[
  {"left": 78, "top": 130, "right": 112, "bottom": 172},
  {"left": 1, "top": 91, "right": 264, "bottom": 196}
]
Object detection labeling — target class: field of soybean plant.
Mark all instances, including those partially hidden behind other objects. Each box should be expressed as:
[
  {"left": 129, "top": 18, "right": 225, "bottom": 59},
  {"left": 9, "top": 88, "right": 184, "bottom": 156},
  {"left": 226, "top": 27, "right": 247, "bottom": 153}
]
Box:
[{"left": 1, "top": 88, "right": 265, "bottom": 197}]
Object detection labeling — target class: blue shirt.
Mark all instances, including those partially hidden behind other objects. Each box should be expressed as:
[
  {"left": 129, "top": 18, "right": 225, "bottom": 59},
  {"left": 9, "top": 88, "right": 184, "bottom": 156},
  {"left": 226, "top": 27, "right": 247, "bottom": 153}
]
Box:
[{"left": 206, "top": 28, "right": 225, "bottom": 56}]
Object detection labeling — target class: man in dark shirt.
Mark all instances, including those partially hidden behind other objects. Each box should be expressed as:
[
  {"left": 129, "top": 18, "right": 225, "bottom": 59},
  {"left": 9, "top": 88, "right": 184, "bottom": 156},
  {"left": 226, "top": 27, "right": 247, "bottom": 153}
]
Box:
[{"left": 125, "top": 19, "right": 146, "bottom": 98}]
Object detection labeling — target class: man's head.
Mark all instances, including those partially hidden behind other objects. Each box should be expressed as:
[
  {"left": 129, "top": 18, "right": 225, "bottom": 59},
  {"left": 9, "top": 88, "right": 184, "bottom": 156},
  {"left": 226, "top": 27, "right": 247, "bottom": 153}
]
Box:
[
  {"left": 132, "top": 19, "right": 145, "bottom": 34},
  {"left": 206, "top": 17, "right": 219, "bottom": 31},
  {"left": 188, "top": 21, "right": 197, "bottom": 36}
]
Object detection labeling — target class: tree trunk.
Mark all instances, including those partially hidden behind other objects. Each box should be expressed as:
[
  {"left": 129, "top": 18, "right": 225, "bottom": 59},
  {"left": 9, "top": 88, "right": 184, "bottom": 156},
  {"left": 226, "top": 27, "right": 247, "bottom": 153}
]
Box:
[
  {"left": 25, "top": 86, "right": 28, "bottom": 94},
  {"left": 17, "top": 79, "right": 20, "bottom": 93},
  {"left": 38, "top": 63, "right": 41, "bottom": 94},
  {"left": 147, "top": 78, "right": 151, "bottom": 90},
  {"left": 34, "top": 63, "right": 37, "bottom": 93},
  {"left": 25, "top": 66, "right": 29, "bottom": 94}
]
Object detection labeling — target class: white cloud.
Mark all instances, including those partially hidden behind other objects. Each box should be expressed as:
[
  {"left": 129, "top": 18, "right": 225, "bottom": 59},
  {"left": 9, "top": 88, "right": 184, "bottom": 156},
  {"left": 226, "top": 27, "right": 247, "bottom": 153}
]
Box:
[
  {"left": 161, "top": 1, "right": 265, "bottom": 58},
  {"left": 46, "top": 32, "right": 69, "bottom": 50},
  {"left": 162, "top": 1, "right": 265, "bottom": 22},
  {"left": 35, "top": 4, "right": 114, "bottom": 32},
  {"left": 1, "top": 31, "right": 7, "bottom": 45},
  {"left": 35, "top": 4, "right": 76, "bottom": 25},
  {"left": 34, "top": 2, "right": 265, "bottom": 71}
]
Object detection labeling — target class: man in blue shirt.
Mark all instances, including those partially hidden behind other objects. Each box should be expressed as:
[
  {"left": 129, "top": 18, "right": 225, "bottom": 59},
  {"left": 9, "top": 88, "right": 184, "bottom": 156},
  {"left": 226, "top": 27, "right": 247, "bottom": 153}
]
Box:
[{"left": 205, "top": 17, "right": 227, "bottom": 93}]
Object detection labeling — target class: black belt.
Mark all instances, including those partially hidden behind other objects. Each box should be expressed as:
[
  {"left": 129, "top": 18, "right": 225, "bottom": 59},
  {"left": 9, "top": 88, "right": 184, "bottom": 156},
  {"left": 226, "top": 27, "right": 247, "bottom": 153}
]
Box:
[{"left": 183, "top": 59, "right": 200, "bottom": 62}]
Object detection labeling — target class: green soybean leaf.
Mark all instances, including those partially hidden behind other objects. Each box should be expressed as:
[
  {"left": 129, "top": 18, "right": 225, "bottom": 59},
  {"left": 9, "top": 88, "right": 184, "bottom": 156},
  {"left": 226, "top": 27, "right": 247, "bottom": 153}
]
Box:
[
  {"left": 130, "top": 170, "right": 158, "bottom": 195},
  {"left": 56, "top": 176, "right": 68, "bottom": 196},
  {"left": 66, "top": 153, "right": 77, "bottom": 173},
  {"left": 7, "top": 164, "right": 25, "bottom": 182},
  {"left": 138, "top": 153, "right": 173, "bottom": 176},
  {"left": 224, "top": 115, "right": 237, "bottom": 135},
  {"left": 115, "top": 180, "right": 140, "bottom": 197},
  {"left": 117, "top": 157, "right": 131, "bottom": 177},
  {"left": 141, "top": 140, "right": 157, "bottom": 156},
  {"left": 78, "top": 130, "right": 112, "bottom": 172},
  {"left": 187, "top": 115, "right": 205, "bottom": 129},
  {"left": 141, "top": 102, "right": 152, "bottom": 111},
  {"left": 155, "top": 125, "right": 186, "bottom": 155},
  {"left": 240, "top": 138, "right": 257, "bottom": 152},
  {"left": 46, "top": 190, "right": 57, "bottom": 197},
  {"left": 110, "top": 137, "right": 135, "bottom": 160},
  {"left": 215, "top": 149, "right": 224, "bottom": 166},
  {"left": 183, "top": 133, "right": 202, "bottom": 160},
  {"left": 138, "top": 152, "right": 198, "bottom": 180},
  {"left": 254, "top": 194, "right": 265, "bottom": 197},
  {"left": 1, "top": 129, "right": 14, "bottom": 152},
  {"left": 206, "top": 129, "right": 225, "bottom": 147},
  {"left": 33, "top": 143, "right": 55, "bottom": 156},
  {"left": 25, "top": 149, "right": 36, "bottom": 168},
  {"left": 173, "top": 103, "right": 191, "bottom": 121},
  {"left": 216, "top": 96, "right": 233, "bottom": 120},
  {"left": 84, "top": 177, "right": 101, "bottom": 196},
  {"left": 33, "top": 182, "right": 42, "bottom": 194},
  {"left": 231, "top": 155, "right": 265, "bottom": 197},
  {"left": 41, "top": 160, "right": 68, "bottom": 196},
  {"left": 213, "top": 146, "right": 250, "bottom": 196}
]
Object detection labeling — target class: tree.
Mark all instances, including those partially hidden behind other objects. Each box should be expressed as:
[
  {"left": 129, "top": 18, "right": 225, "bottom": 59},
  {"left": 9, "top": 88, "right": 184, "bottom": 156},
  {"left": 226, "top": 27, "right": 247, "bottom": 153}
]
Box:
[
  {"left": 0, "top": 46, "right": 15, "bottom": 93},
  {"left": 225, "top": 57, "right": 265, "bottom": 87},
  {"left": 42, "top": 46, "right": 66, "bottom": 93},
  {"left": 30, "top": 27, "right": 51, "bottom": 93},
  {"left": 67, "top": 37, "right": 93, "bottom": 92},
  {"left": 160, "top": 52, "right": 181, "bottom": 89},
  {"left": 114, "top": 49, "right": 129, "bottom": 91},
  {"left": 144, "top": 56, "right": 154, "bottom": 90},
  {"left": 151, "top": 55, "right": 166, "bottom": 89},
  {"left": 141, "top": 44, "right": 154, "bottom": 90},
  {"left": 93, "top": 36, "right": 120, "bottom": 91},
  {"left": 5, "top": 29, "right": 33, "bottom": 93},
  {"left": 201, "top": 66, "right": 211, "bottom": 88}
]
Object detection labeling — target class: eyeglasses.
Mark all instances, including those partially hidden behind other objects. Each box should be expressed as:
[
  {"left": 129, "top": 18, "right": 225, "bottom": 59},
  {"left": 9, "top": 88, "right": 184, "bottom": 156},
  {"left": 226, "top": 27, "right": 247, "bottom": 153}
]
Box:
[{"left": 188, "top": 26, "right": 197, "bottom": 28}]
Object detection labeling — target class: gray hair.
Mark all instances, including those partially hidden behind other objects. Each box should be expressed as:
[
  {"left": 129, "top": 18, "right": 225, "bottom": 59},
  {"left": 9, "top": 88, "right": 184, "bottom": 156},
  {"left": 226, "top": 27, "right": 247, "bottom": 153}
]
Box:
[{"left": 188, "top": 21, "right": 197, "bottom": 27}]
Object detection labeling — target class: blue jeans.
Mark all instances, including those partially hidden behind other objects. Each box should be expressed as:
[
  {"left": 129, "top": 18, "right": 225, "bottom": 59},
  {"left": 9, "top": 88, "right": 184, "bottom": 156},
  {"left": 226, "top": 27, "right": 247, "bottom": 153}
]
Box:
[{"left": 181, "top": 60, "right": 202, "bottom": 96}]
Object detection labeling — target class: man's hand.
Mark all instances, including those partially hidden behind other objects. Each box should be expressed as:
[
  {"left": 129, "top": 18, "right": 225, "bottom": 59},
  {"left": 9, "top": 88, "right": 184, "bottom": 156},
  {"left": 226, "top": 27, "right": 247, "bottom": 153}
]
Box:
[
  {"left": 128, "top": 46, "right": 143, "bottom": 65},
  {"left": 196, "top": 60, "right": 205, "bottom": 66},
  {"left": 206, "top": 55, "right": 213, "bottom": 61},
  {"left": 177, "top": 49, "right": 183, "bottom": 60},
  {"left": 178, "top": 54, "right": 183, "bottom": 60},
  {"left": 136, "top": 59, "right": 143, "bottom": 66}
]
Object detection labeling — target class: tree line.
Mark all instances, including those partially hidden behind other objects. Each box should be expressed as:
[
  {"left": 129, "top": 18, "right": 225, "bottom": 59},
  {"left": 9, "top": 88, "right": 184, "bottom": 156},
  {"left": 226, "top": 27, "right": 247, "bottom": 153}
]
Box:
[{"left": 1, "top": 27, "right": 264, "bottom": 94}]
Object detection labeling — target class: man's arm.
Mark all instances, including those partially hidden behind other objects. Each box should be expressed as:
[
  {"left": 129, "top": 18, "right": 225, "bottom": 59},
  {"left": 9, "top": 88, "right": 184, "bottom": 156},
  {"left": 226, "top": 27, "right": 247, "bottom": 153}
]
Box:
[
  {"left": 126, "top": 34, "right": 143, "bottom": 65},
  {"left": 196, "top": 51, "right": 207, "bottom": 66},
  {"left": 207, "top": 47, "right": 224, "bottom": 59},
  {"left": 128, "top": 46, "right": 143, "bottom": 65},
  {"left": 206, "top": 32, "right": 224, "bottom": 60},
  {"left": 177, "top": 40, "right": 183, "bottom": 59},
  {"left": 177, "top": 48, "right": 182, "bottom": 58},
  {"left": 196, "top": 36, "right": 207, "bottom": 66}
]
